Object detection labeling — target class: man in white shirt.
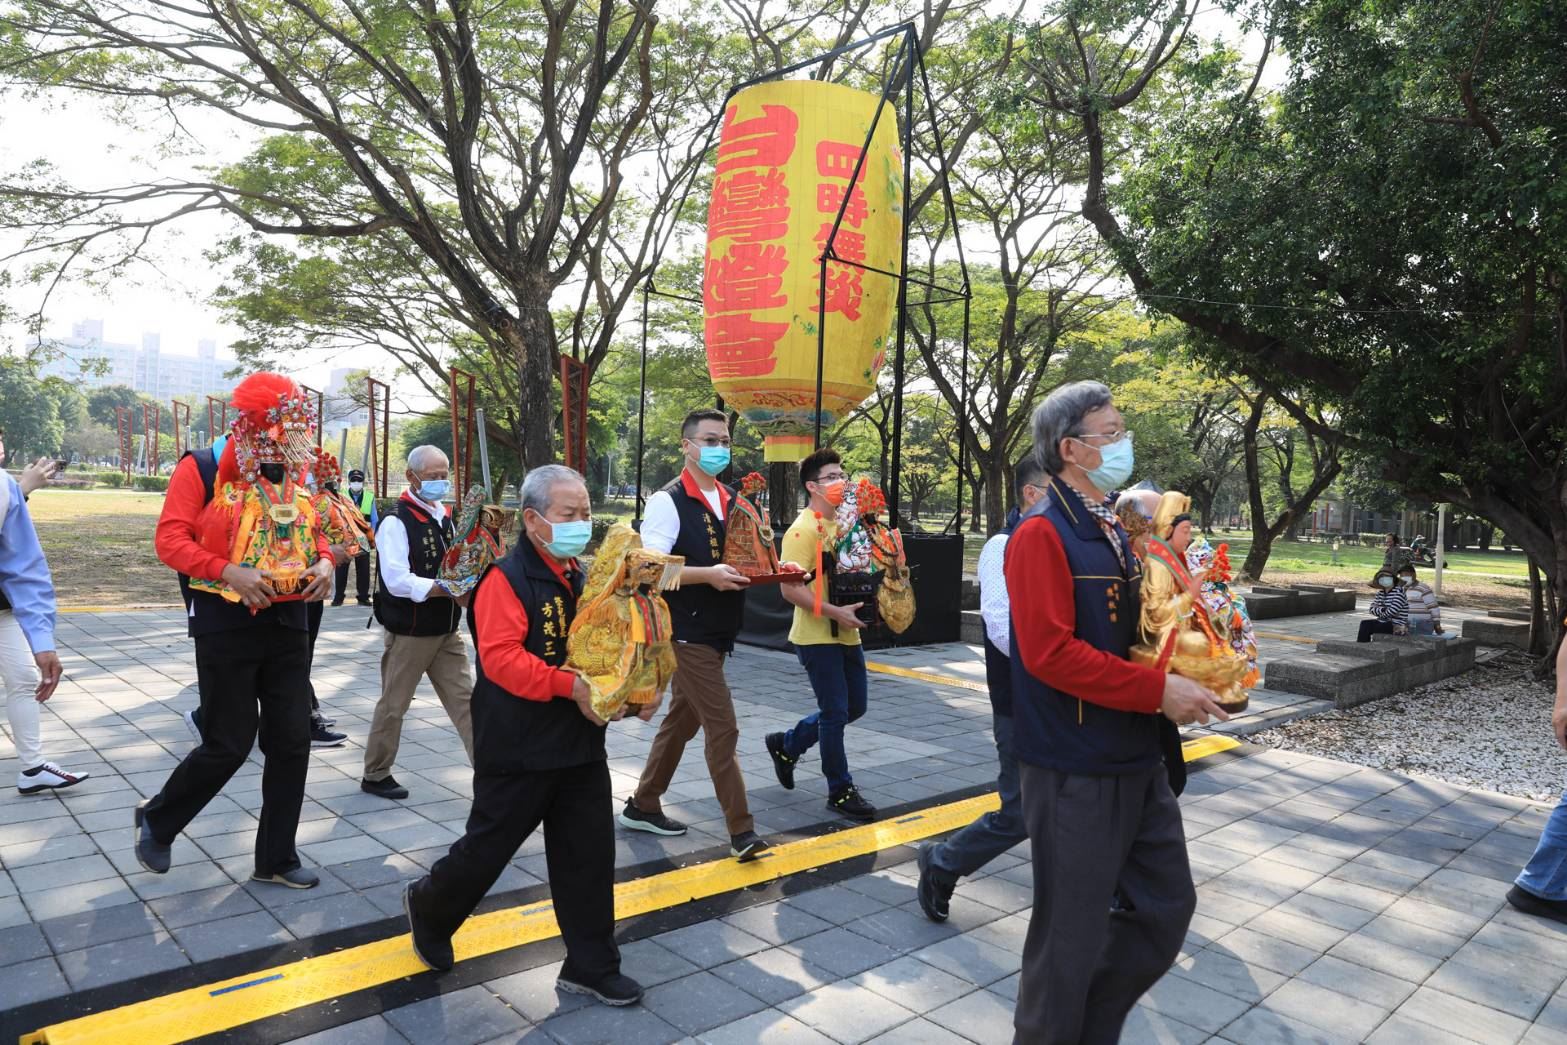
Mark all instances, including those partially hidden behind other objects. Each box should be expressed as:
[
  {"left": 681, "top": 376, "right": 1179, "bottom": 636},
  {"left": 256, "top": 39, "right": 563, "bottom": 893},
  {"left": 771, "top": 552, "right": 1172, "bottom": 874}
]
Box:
[
  {"left": 619, "top": 410, "right": 769, "bottom": 861},
  {"left": 918, "top": 454, "right": 1045, "bottom": 921},
  {"left": 363, "top": 445, "right": 475, "bottom": 799}
]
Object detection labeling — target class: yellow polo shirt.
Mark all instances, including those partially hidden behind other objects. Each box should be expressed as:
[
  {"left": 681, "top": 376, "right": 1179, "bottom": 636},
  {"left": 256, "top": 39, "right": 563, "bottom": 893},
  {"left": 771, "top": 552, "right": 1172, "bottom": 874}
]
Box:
[{"left": 784, "top": 509, "right": 861, "bottom": 647}]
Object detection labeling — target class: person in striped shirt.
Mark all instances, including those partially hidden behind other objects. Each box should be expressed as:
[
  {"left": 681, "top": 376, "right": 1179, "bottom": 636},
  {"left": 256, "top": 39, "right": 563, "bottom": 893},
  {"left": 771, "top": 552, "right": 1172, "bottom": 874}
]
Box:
[
  {"left": 1399, "top": 566, "right": 1446, "bottom": 636},
  {"left": 1358, "top": 568, "right": 1409, "bottom": 642}
]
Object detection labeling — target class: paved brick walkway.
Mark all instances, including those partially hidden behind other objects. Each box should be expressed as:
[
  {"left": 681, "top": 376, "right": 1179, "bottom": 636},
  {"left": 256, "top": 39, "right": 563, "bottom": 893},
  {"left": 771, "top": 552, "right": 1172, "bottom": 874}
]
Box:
[{"left": 2, "top": 608, "right": 1564, "bottom": 1045}]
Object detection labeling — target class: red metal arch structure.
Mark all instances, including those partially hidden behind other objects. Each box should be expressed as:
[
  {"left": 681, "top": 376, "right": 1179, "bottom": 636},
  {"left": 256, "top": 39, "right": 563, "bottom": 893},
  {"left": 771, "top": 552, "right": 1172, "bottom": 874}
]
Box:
[
  {"left": 115, "top": 406, "right": 133, "bottom": 480},
  {"left": 206, "top": 396, "right": 228, "bottom": 442},
  {"left": 142, "top": 403, "right": 161, "bottom": 476},
  {"left": 365, "top": 376, "right": 392, "bottom": 498},
  {"left": 299, "top": 384, "right": 325, "bottom": 450},
  {"left": 558, "top": 357, "right": 590, "bottom": 475},
  {"left": 448, "top": 366, "right": 478, "bottom": 502},
  {"left": 172, "top": 400, "right": 192, "bottom": 460}
]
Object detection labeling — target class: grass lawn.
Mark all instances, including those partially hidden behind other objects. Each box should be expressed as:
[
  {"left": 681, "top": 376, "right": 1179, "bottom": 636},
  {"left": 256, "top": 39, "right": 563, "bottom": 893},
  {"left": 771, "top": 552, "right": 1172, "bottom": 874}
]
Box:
[
  {"left": 957, "top": 526, "right": 1531, "bottom": 610},
  {"left": 27, "top": 490, "right": 173, "bottom": 607}
]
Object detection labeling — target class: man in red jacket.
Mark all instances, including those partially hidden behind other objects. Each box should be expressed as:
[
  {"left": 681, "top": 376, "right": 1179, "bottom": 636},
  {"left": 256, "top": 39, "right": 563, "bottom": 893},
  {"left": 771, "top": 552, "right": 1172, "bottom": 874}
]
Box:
[
  {"left": 404, "top": 465, "right": 653, "bottom": 1007},
  {"left": 1006, "top": 381, "right": 1225, "bottom": 1044},
  {"left": 135, "top": 374, "right": 334, "bottom": 889}
]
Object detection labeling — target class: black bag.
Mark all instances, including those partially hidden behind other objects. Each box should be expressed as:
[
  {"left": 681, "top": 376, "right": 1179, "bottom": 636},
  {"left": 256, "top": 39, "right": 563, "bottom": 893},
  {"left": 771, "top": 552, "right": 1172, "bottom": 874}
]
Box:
[{"left": 829, "top": 567, "right": 883, "bottom": 630}]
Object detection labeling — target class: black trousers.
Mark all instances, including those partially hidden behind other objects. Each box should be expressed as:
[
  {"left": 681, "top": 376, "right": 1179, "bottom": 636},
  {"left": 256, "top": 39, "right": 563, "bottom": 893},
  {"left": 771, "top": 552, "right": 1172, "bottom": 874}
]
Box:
[
  {"left": 144, "top": 624, "right": 312, "bottom": 876},
  {"left": 307, "top": 599, "right": 323, "bottom": 714},
  {"left": 1358, "top": 619, "right": 1396, "bottom": 643},
  {"left": 333, "top": 554, "right": 370, "bottom": 603},
  {"left": 1015, "top": 761, "right": 1196, "bottom": 1045},
  {"left": 417, "top": 760, "right": 619, "bottom": 982}
]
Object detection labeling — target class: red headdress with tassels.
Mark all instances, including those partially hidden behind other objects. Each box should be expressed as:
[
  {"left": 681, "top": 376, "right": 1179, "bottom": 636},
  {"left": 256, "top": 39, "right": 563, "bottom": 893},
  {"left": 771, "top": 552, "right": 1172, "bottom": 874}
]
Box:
[{"left": 216, "top": 372, "right": 317, "bottom": 486}]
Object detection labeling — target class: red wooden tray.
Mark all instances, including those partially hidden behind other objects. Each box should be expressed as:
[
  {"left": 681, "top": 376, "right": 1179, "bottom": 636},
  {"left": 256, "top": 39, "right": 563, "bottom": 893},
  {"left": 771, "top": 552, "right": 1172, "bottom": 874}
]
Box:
[{"left": 743, "top": 571, "right": 813, "bottom": 585}]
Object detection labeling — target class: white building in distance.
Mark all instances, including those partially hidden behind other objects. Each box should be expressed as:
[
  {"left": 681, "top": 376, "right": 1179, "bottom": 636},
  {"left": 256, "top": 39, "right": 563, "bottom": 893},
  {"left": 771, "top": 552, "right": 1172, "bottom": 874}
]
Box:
[{"left": 39, "top": 320, "right": 240, "bottom": 401}]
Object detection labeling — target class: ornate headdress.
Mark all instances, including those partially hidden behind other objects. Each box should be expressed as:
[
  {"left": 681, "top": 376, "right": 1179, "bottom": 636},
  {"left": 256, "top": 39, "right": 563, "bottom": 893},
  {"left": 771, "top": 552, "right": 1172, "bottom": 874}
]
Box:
[{"left": 219, "top": 373, "right": 318, "bottom": 485}]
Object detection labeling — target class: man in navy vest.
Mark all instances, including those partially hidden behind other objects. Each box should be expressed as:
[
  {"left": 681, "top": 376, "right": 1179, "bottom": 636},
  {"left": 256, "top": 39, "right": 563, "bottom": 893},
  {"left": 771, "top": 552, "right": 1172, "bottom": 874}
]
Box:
[
  {"left": 363, "top": 445, "right": 475, "bottom": 799},
  {"left": 404, "top": 465, "right": 649, "bottom": 1007},
  {"left": 1006, "top": 381, "right": 1227, "bottom": 1044},
  {"left": 619, "top": 409, "right": 769, "bottom": 861},
  {"left": 331, "top": 468, "right": 377, "bottom": 607},
  {"left": 917, "top": 453, "right": 1045, "bottom": 921}
]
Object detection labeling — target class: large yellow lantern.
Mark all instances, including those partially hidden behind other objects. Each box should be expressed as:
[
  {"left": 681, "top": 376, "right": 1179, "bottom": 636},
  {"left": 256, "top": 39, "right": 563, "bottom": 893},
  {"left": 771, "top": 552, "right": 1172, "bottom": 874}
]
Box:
[{"left": 703, "top": 80, "right": 904, "bottom": 462}]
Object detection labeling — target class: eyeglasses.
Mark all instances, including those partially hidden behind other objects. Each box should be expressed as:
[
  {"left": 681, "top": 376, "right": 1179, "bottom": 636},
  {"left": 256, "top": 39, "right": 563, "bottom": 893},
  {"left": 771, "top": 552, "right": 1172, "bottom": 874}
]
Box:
[
  {"left": 1072, "top": 429, "right": 1133, "bottom": 446},
  {"left": 815, "top": 472, "right": 847, "bottom": 483},
  {"left": 689, "top": 436, "right": 732, "bottom": 448}
]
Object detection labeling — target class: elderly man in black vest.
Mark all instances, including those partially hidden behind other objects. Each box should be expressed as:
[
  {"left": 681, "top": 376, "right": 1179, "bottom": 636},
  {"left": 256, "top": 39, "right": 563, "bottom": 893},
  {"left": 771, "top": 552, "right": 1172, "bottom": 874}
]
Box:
[
  {"left": 1006, "top": 382, "right": 1227, "bottom": 1044},
  {"left": 404, "top": 464, "right": 650, "bottom": 1007},
  {"left": 363, "top": 445, "right": 475, "bottom": 799},
  {"left": 618, "top": 408, "right": 769, "bottom": 861}
]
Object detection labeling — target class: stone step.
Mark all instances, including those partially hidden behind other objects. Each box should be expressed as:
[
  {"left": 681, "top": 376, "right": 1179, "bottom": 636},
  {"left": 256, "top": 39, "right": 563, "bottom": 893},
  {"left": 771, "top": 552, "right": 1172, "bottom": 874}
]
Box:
[
  {"left": 1264, "top": 633, "right": 1476, "bottom": 709},
  {"left": 1462, "top": 618, "right": 1531, "bottom": 648}
]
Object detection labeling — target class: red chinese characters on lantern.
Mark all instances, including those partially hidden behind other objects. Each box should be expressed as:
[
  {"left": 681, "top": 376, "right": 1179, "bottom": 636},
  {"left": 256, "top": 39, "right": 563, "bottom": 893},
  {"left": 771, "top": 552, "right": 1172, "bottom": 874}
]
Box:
[
  {"left": 706, "top": 104, "right": 800, "bottom": 379},
  {"left": 813, "top": 140, "right": 868, "bottom": 321}
]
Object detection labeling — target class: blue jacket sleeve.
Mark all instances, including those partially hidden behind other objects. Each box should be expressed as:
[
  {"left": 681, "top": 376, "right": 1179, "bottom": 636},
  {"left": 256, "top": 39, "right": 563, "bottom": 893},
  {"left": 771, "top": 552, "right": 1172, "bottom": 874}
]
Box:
[{"left": 0, "top": 475, "right": 57, "bottom": 654}]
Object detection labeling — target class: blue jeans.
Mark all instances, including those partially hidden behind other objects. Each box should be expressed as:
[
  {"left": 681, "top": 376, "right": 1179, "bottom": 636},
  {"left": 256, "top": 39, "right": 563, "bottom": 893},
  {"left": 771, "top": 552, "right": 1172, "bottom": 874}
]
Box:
[
  {"left": 783, "top": 644, "right": 868, "bottom": 794},
  {"left": 1518, "top": 787, "right": 1567, "bottom": 901},
  {"left": 931, "top": 711, "right": 1025, "bottom": 878}
]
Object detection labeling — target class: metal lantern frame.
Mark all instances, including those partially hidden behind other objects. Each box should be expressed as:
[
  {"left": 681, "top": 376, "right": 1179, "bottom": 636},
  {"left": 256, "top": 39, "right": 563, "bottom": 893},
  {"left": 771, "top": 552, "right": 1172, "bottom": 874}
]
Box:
[{"left": 632, "top": 21, "right": 973, "bottom": 531}]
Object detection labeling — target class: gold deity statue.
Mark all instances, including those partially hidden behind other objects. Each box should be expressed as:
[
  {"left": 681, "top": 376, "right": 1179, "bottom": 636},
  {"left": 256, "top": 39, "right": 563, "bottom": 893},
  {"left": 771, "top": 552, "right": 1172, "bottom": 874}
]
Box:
[{"left": 1129, "top": 491, "right": 1251, "bottom": 713}]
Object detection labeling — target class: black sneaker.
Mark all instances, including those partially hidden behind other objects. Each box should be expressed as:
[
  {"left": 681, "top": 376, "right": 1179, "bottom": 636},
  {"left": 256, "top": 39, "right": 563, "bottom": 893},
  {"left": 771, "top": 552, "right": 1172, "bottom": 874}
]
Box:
[
  {"left": 617, "top": 799, "right": 687, "bottom": 836},
  {"left": 1507, "top": 884, "right": 1567, "bottom": 926},
  {"left": 330, "top": 599, "right": 344, "bottom": 607},
  {"left": 917, "top": 844, "right": 956, "bottom": 922},
  {"left": 357, "top": 597, "right": 372, "bottom": 606},
  {"left": 362, "top": 775, "right": 409, "bottom": 799},
  {"left": 133, "top": 800, "right": 171, "bottom": 874},
  {"left": 405, "top": 880, "right": 454, "bottom": 971},
  {"left": 252, "top": 867, "right": 319, "bottom": 889},
  {"left": 827, "top": 786, "right": 876, "bottom": 823},
  {"left": 730, "top": 831, "right": 770, "bottom": 863},
  {"left": 765, "top": 732, "right": 796, "bottom": 790},
  {"left": 310, "top": 721, "right": 348, "bottom": 748},
  {"left": 557, "top": 970, "right": 644, "bottom": 1006}
]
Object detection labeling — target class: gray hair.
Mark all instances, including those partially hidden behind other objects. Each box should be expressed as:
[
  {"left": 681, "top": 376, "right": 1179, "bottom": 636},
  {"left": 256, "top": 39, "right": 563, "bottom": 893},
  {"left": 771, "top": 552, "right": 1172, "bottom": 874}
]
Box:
[
  {"left": 406, "top": 444, "right": 449, "bottom": 474},
  {"left": 1032, "top": 380, "right": 1114, "bottom": 474},
  {"left": 521, "top": 464, "right": 586, "bottom": 514}
]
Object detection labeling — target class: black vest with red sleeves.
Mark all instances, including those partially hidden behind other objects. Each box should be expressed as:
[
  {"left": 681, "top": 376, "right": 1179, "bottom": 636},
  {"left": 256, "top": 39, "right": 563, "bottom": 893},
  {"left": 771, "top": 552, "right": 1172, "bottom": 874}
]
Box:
[
  {"left": 468, "top": 538, "right": 602, "bottom": 774},
  {"left": 660, "top": 473, "right": 746, "bottom": 652},
  {"left": 374, "top": 495, "right": 460, "bottom": 636}
]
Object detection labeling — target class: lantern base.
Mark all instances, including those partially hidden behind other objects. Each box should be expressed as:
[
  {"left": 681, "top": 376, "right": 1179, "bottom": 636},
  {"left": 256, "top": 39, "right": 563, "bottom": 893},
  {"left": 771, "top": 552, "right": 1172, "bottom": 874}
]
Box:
[{"left": 763, "top": 435, "right": 815, "bottom": 462}]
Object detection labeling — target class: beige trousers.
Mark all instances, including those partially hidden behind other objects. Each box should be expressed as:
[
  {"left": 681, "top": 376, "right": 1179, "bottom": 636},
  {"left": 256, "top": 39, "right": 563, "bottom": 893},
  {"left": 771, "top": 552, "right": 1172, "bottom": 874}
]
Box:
[{"left": 363, "top": 629, "right": 475, "bottom": 781}]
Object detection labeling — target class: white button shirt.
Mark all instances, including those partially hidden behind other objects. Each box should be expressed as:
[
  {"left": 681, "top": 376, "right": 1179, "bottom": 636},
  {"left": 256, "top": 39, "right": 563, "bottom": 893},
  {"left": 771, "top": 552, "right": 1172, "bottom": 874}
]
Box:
[{"left": 375, "top": 493, "right": 448, "bottom": 603}]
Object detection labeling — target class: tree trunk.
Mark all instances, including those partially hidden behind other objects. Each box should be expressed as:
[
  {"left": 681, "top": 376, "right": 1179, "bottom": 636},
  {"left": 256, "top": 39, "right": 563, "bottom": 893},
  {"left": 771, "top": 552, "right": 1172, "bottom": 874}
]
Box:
[
  {"left": 983, "top": 452, "right": 1007, "bottom": 535},
  {"left": 509, "top": 289, "right": 557, "bottom": 472},
  {"left": 1529, "top": 559, "right": 1547, "bottom": 655},
  {"left": 968, "top": 475, "right": 985, "bottom": 533},
  {"left": 1239, "top": 394, "right": 1342, "bottom": 581}
]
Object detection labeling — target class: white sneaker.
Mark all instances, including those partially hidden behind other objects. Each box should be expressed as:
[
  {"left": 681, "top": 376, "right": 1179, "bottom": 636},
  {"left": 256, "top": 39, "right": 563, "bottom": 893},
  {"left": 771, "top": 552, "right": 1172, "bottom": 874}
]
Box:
[
  {"left": 183, "top": 708, "right": 202, "bottom": 744},
  {"left": 17, "top": 762, "right": 91, "bottom": 795}
]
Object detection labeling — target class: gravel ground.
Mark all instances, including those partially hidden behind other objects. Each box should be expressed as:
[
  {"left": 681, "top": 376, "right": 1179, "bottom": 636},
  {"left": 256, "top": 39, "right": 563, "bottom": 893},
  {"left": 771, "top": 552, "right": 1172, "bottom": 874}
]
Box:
[{"left": 1252, "top": 650, "right": 1567, "bottom": 803}]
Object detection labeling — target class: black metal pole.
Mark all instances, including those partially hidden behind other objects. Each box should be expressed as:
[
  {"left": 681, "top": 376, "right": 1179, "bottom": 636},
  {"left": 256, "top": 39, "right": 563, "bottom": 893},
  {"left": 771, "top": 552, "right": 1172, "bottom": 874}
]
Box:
[
  {"left": 888, "top": 29, "right": 915, "bottom": 529},
  {"left": 956, "top": 293, "right": 969, "bottom": 534},
  {"left": 814, "top": 250, "right": 829, "bottom": 449},
  {"left": 635, "top": 282, "right": 650, "bottom": 525}
]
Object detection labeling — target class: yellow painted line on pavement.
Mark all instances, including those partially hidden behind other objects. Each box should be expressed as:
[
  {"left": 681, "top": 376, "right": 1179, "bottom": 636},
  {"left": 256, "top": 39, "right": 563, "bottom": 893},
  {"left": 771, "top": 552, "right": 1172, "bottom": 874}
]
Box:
[
  {"left": 1181, "top": 734, "right": 1241, "bottom": 761},
  {"left": 1253, "top": 630, "right": 1318, "bottom": 645},
  {"left": 865, "top": 660, "right": 990, "bottom": 693},
  {"left": 23, "top": 740, "right": 1244, "bottom": 1045}
]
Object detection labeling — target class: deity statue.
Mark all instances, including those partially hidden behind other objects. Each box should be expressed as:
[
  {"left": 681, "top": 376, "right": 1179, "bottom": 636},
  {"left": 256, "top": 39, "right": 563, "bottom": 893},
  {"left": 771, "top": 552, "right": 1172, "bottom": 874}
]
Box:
[
  {"left": 1129, "top": 491, "right": 1252, "bottom": 714},
  {"left": 566, "top": 524, "right": 683, "bottom": 721}
]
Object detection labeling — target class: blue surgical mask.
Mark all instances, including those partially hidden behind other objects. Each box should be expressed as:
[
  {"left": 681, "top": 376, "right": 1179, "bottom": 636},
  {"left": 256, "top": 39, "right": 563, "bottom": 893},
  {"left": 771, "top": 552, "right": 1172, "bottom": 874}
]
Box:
[
  {"left": 1082, "top": 438, "right": 1134, "bottom": 492},
  {"left": 697, "top": 446, "right": 731, "bottom": 477},
  {"left": 418, "top": 479, "right": 450, "bottom": 502},
  {"left": 542, "top": 518, "right": 592, "bottom": 559}
]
